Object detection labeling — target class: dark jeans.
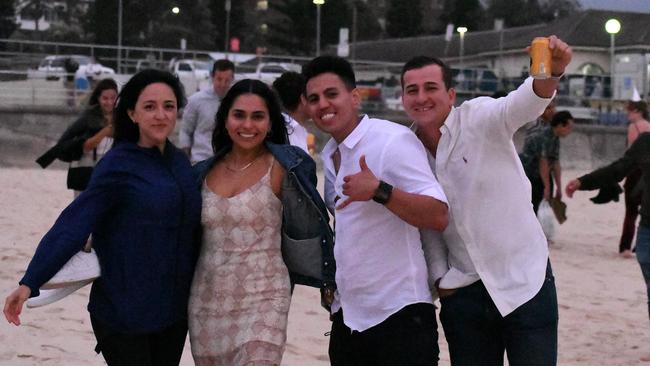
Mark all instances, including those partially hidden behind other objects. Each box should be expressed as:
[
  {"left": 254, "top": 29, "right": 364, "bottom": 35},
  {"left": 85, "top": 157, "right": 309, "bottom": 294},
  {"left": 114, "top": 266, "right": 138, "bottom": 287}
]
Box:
[
  {"left": 531, "top": 174, "right": 554, "bottom": 214},
  {"left": 90, "top": 316, "right": 188, "bottom": 366},
  {"left": 329, "top": 302, "right": 439, "bottom": 366},
  {"left": 636, "top": 225, "right": 650, "bottom": 321},
  {"left": 621, "top": 169, "right": 643, "bottom": 252},
  {"left": 439, "top": 263, "right": 558, "bottom": 366}
]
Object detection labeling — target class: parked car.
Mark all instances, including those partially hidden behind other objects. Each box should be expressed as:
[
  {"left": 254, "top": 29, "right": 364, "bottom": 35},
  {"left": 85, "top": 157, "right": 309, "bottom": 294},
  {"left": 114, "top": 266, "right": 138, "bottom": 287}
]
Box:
[
  {"left": 241, "top": 62, "right": 301, "bottom": 85},
  {"left": 169, "top": 58, "right": 212, "bottom": 93},
  {"left": 452, "top": 67, "right": 499, "bottom": 94},
  {"left": 29, "top": 55, "right": 115, "bottom": 81}
]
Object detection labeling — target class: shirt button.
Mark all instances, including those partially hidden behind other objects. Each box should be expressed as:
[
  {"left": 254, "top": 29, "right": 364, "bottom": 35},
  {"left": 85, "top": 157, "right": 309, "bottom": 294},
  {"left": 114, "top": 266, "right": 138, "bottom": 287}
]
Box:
[{"left": 324, "top": 262, "right": 329, "bottom": 266}]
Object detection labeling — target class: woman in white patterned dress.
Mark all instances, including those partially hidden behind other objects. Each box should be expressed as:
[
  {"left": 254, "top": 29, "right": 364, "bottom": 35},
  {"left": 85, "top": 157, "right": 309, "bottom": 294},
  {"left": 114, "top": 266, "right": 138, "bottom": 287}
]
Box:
[{"left": 188, "top": 79, "right": 293, "bottom": 366}]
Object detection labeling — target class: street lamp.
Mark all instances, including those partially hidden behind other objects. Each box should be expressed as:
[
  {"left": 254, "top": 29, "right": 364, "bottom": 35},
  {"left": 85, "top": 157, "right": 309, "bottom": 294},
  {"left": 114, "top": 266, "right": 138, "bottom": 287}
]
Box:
[
  {"left": 314, "top": 0, "right": 325, "bottom": 56},
  {"left": 457, "top": 26, "right": 468, "bottom": 70},
  {"left": 117, "top": 0, "right": 122, "bottom": 74},
  {"left": 171, "top": 6, "right": 180, "bottom": 14},
  {"left": 225, "top": 0, "right": 231, "bottom": 51},
  {"left": 605, "top": 18, "right": 621, "bottom": 101}
]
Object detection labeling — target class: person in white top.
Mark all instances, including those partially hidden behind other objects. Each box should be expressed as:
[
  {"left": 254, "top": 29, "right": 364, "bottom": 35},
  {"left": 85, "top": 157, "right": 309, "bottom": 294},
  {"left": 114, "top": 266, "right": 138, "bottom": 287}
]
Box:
[
  {"left": 272, "top": 71, "right": 311, "bottom": 153},
  {"left": 179, "top": 59, "right": 235, "bottom": 163},
  {"left": 400, "top": 35, "right": 572, "bottom": 366},
  {"left": 303, "top": 55, "right": 448, "bottom": 366},
  {"left": 620, "top": 100, "right": 650, "bottom": 257}
]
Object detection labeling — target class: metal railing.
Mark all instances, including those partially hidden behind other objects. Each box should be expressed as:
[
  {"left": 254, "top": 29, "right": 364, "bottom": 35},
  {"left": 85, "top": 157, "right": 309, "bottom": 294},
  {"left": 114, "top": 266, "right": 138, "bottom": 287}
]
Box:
[{"left": 0, "top": 38, "right": 635, "bottom": 124}]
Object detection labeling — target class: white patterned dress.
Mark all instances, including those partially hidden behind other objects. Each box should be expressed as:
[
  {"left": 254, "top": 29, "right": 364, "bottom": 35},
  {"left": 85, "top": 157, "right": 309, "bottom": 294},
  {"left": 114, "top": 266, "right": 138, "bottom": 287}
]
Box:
[{"left": 189, "top": 165, "right": 291, "bottom": 366}]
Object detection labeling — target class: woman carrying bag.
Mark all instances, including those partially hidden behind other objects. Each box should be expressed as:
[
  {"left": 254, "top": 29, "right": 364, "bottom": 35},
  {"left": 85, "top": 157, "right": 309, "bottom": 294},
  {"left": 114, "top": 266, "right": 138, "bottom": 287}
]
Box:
[{"left": 37, "top": 78, "right": 118, "bottom": 195}]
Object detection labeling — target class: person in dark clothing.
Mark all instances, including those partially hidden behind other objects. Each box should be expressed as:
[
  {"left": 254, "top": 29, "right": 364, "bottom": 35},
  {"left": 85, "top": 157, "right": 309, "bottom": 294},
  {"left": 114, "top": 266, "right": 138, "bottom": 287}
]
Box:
[
  {"left": 4, "top": 69, "right": 202, "bottom": 366},
  {"left": 520, "top": 111, "right": 574, "bottom": 213},
  {"left": 37, "top": 78, "right": 118, "bottom": 195},
  {"left": 566, "top": 132, "right": 650, "bottom": 360}
]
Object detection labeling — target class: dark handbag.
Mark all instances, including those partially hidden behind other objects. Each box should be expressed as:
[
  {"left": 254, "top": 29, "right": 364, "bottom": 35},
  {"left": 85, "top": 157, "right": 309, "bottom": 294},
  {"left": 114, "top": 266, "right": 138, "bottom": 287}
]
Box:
[{"left": 66, "top": 166, "right": 94, "bottom": 191}]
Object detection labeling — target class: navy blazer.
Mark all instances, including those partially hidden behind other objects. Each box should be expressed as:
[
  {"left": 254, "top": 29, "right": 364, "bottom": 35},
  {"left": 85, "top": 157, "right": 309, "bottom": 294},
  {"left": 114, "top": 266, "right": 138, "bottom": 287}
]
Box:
[{"left": 21, "top": 141, "right": 202, "bottom": 333}]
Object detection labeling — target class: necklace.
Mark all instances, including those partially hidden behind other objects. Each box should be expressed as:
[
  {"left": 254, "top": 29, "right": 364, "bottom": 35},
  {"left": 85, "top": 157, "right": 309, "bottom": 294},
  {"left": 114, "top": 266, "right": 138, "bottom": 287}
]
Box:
[{"left": 225, "top": 153, "right": 264, "bottom": 172}]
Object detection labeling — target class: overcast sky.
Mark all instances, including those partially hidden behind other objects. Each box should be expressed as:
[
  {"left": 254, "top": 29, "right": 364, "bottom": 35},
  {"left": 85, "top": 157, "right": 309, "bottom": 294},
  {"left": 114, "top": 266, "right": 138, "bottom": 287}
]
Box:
[{"left": 579, "top": 0, "right": 650, "bottom": 13}]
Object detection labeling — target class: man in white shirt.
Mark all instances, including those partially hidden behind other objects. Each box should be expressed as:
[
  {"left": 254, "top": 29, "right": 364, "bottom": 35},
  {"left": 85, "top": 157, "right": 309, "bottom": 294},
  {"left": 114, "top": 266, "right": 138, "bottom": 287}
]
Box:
[
  {"left": 272, "top": 71, "right": 310, "bottom": 153},
  {"left": 303, "top": 55, "right": 449, "bottom": 366},
  {"left": 400, "top": 36, "right": 572, "bottom": 366},
  {"left": 179, "top": 59, "right": 234, "bottom": 163}
]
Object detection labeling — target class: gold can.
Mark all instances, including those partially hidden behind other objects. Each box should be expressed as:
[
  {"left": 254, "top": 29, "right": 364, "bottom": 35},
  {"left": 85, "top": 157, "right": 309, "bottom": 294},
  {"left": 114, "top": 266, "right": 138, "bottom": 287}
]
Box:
[{"left": 530, "top": 37, "right": 552, "bottom": 79}]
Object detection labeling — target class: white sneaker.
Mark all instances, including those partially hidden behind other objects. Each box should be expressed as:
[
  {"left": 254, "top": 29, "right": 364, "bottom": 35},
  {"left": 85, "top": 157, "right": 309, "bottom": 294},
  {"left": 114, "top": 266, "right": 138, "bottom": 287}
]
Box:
[
  {"left": 41, "top": 248, "right": 100, "bottom": 289},
  {"left": 26, "top": 280, "right": 92, "bottom": 308}
]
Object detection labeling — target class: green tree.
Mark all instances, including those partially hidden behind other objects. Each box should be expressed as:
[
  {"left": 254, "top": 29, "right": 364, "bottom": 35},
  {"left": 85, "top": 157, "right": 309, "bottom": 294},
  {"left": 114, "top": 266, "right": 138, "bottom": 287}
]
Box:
[
  {"left": 351, "top": 0, "right": 382, "bottom": 42},
  {"left": 0, "top": 0, "right": 17, "bottom": 41},
  {"left": 268, "top": 0, "right": 351, "bottom": 56},
  {"left": 438, "top": 0, "right": 484, "bottom": 33},
  {"left": 540, "top": 0, "right": 579, "bottom": 21},
  {"left": 385, "top": 0, "right": 422, "bottom": 38},
  {"left": 487, "top": 0, "right": 543, "bottom": 28},
  {"left": 208, "top": 0, "right": 247, "bottom": 52}
]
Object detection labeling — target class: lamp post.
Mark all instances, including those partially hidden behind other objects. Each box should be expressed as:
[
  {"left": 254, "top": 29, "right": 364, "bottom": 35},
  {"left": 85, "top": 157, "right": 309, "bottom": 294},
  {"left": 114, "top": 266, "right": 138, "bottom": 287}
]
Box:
[
  {"left": 605, "top": 18, "right": 621, "bottom": 101},
  {"left": 225, "top": 0, "right": 231, "bottom": 51},
  {"left": 314, "top": 0, "right": 324, "bottom": 56},
  {"left": 117, "top": 0, "right": 122, "bottom": 74},
  {"left": 457, "top": 26, "right": 467, "bottom": 70}
]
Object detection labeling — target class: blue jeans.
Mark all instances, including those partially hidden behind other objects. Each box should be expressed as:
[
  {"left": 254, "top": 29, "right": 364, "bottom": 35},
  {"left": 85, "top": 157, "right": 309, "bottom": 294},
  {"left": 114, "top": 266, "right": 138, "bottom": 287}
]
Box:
[
  {"left": 439, "top": 262, "right": 558, "bottom": 366},
  {"left": 636, "top": 225, "right": 650, "bottom": 321}
]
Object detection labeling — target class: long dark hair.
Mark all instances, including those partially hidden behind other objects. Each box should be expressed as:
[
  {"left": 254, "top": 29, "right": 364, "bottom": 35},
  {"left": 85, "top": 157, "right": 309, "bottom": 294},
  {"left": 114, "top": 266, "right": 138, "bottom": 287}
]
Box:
[
  {"left": 113, "top": 69, "right": 186, "bottom": 144},
  {"left": 212, "top": 79, "right": 288, "bottom": 161},
  {"left": 87, "top": 78, "right": 118, "bottom": 108}
]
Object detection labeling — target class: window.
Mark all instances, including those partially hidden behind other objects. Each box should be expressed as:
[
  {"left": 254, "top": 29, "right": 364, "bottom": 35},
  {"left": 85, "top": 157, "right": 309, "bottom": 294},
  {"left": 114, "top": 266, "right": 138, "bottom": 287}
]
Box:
[{"left": 577, "top": 63, "right": 605, "bottom": 75}]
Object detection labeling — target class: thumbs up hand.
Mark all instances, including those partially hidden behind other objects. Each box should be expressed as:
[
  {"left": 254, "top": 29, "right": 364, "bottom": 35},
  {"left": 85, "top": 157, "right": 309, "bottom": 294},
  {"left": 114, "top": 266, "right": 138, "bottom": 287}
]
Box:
[{"left": 336, "top": 155, "right": 380, "bottom": 210}]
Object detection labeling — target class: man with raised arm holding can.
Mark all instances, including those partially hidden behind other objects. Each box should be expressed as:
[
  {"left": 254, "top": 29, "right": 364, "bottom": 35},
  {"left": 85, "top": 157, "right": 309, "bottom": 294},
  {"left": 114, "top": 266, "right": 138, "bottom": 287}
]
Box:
[{"left": 400, "top": 36, "right": 572, "bottom": 366}]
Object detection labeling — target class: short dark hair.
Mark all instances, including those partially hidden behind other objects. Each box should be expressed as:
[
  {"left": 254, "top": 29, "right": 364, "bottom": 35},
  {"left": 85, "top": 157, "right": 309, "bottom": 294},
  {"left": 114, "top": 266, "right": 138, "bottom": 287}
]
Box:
[
  {"left": 88, "top": 78, "right": 118, "bottom": 108},
  {"left": 302, "top": 55, "right": 356, "bottom": 90},
  {"left": 272, "top": 71, "right": 305, "bottom": 112},
  {"left": 627, "top": 100, "right": 648, "bottom": 119},
  {"left": 212, "top": 79, "right": 288, "bottom": 161},
  {"left": 550, "top": 110, "right": 574, "bottom": 127},
  {"left": 212, "top": 59, "right": 235, "bottom": 76},
  {"left": 401, "top": 56, "right": 453, "bottom": 90},
  {"left": 113, "top": 69, "right": 186, "bottom": 143}
]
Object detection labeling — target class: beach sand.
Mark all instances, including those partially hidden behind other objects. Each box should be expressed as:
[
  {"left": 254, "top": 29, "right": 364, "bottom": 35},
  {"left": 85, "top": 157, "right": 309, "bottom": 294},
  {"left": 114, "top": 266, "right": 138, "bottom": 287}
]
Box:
[{"left": 1, "top": 167, "right": 649, "bottom": 365}]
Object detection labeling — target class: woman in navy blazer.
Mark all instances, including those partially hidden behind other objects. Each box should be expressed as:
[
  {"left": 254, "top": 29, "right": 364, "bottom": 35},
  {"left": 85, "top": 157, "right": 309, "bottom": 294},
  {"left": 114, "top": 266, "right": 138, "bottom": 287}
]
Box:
[{"left": 4, "top": 69, "right": 202, "bottom": 366}]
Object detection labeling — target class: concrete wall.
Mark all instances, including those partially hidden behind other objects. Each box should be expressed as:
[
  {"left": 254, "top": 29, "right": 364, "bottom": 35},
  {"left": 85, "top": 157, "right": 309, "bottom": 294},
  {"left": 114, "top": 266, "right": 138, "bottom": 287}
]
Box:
[
  {"left": 514, "top": 123, "right": 627, "bottom": 171},
  {"left": 0, "top": 106, "right": 628, "bottom": 172}
]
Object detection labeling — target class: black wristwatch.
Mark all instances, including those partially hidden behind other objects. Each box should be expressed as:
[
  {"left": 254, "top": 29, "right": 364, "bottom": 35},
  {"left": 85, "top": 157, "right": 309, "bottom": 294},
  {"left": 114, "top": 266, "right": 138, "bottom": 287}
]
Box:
[{"left": 372, "top": 180, "right": 393, "bottom": 205}]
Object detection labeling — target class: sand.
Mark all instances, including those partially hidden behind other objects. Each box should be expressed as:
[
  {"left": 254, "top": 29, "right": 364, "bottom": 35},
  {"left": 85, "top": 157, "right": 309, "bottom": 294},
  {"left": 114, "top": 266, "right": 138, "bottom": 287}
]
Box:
[{"left": 1, "top": 167, "right": 649, "bottom": 365}]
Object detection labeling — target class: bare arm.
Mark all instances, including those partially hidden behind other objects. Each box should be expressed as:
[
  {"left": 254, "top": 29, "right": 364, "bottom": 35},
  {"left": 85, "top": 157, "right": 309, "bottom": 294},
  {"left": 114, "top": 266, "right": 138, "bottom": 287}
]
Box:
[
  {"left": 82, "top": 125, "right": 112, "bottom": 153},
  {"left": 336, "top": 156, "right": 448, "bottom": 231},
  {"left": 3, "top": 285, "right": 31, "bottom": 326}
]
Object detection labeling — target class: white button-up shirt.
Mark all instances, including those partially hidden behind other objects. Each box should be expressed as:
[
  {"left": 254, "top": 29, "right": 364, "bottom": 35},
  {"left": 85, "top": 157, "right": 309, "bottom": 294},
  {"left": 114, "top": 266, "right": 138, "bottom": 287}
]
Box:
[
  {"left": 179, "top": 88, "right": 221, "bottom": 163},
  {"left": 421, "top": 77, "right": 553, "bottom": 316},
  {"left": 282, "top": 112, "right": 309, "bottom": 153},
  {"left": 321, "top": 115, "right": 447, "bottom": 332}
]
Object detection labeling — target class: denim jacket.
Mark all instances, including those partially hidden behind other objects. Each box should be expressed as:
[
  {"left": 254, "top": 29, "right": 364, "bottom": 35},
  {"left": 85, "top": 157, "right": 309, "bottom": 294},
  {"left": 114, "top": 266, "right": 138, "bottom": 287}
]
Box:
[{"left": 193, "top": 142, "right": 336, "bottom": 291}]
